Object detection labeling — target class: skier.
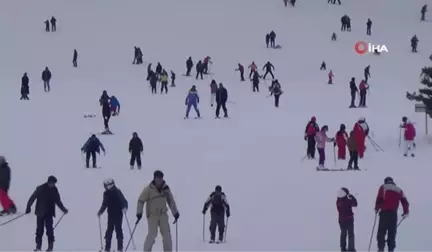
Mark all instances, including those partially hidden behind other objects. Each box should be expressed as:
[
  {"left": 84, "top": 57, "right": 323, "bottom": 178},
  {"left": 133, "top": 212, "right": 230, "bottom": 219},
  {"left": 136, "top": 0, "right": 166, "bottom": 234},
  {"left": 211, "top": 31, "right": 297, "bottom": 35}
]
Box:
[
  {"left": 341, "top": 15, "right": 348, "bottom": 31},
  {"left": 283, "top": 0, "right": 288, "bottom": 6},
  {"left": 210, "top": 80, "right": 218, "bottom": 107},
  {"left": 73, "top": 49, "right": 78, "bottom": 67},
  {"left": 269, "top": 79, "right": 283, "bottom": 107},
  {"left": 248, "top": 62, "right": 257, "bottom": 79},
  {"left": 366, "top": 18, "right": 372, "bottom": 35},
  {"left": 25, "top": 176, "right": 68, "bottom": 252},
  {"left": 411, "top": 35, "right": 418, "bottom": 53},
  {"left": 202, "top": 185, "right": 231, "bottom": 243},
  {"left": 269, "top": 31, "right": 276, "bottom": 48},
  {"left": 335, "top": 124, "right": 348, "bottom": 160},
  {"left": 133, "top": 47, "right": 139, "bottom": 64},
  {"left": 185, "top": 85, "right": 201, "bottom": 119},
  {"left": 262, "top": 61, "right": 275, "bottom": 79},
  {"left": 196, "top": 60, "right": 204, "bottom": 80},
  {"left": 129, "top": 132, "right": 143, "bottom": 169},
  {"left": 81, "top": 134, "right": 106, "bottom": 168},
  {"left": 44, "top": 20, "right": 50, "bottom": 32},
  {"left": 358, "top": 80, "right": 369, "bottom": 107},
  {"left": 98, "top": 178, "right": 128, "bottom": 252},
  {"left": 336, "top": 187, "right": 357, "bottom": 252},
  {"left": 347, "top": 131, "right": 359, "bottom": 170},
  {"left": 235, "top": 63, "right": 245, "bottom": 81},
  {"left": 421, "top": 5, "right": 427, "bottom": 21},
  {"left": 265, "top": 33, "right": 270, "bottom": 48},
  {"left": 375, "top": 177, "right": 409, "bottom": 252},
  {"left": 215, "top": 83, "right": 228, "bottom": 118},
  {"left": 0, "top": 156, "right": 17, "bottom": 215},
  {"left": 170, "top": 71, "right": 176, "bottom": 87},
  {"left": 21, "top": 73, "right": 30, "bottom": 100},
  {"left": 400, "top": 117, "right": 416, "bottom": 157},
  {"left": 100, "top": 91, "right": 112, "bottom": 132},
  {"left": 315, "top": 125, "right": 335, "bottom": 169},
  {"left": 331, "top": 32, "right": 337, "bottom": 41},
  {"left": 320, "top": 61, "right": 326, "bottom": 70},
  {"left": 146, "top": 63, "right": 152, "bottom": 80},
  {"left": 203, "top": 56, "right": 212, "bottom": 74},
  {"left": 186, "top": 57, "right": 193, "bottom": 76},
  {"left": 136, "top": 47, "right": 143, "bottom": 64},
  {"left": 136, "top": 170, "right": 180, "bottom": 252},
  {"left": 160, "top": 70, "right": 169, "bottom": 94},
  {"left": 304, "top": 116, "right": 320, "bottom": 159},
  {"left": 290, "top": 0, "right": 296, "bottom": 7},
  {"left": 328, "top": 70, "right": 334, "bottom": 84},
  {"left": 353, "top": 117, "right": 369, "bottom": 159},
  {"left": 251, "top": 71, "right": 261, "bottom": 92},
  {"left": 349, "top": 78, "right": 358, "bottom": 108},
  {"left": 41, "top": 67, "right": 52, "bottom": 92},
  {"left": 148, "top": 71, "right": 157, "bottom": 94},
  {"left": 346, "top": 16, "right": 351, "bottom": 31},
  {"left": 155, "top": 62, "right": 162, "bottom": 76},
  {"left": 364, "top": 65, "right": 371, "bottom": 82},
  {"left": 109, "top": 95, "right": 120, "bottom": 116},
  {"left": 50, "top": 16, "right": 56, "bottom": 32}
]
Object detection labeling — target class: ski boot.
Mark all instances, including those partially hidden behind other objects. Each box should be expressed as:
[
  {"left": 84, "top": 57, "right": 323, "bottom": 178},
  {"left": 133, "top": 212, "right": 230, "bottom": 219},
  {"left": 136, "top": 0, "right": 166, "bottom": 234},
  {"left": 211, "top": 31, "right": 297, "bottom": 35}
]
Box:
[
  {"left": 8, "top": 204, "right": 17, "bottom": 214},
  {"left": 46, "top": 242, "right": 53, "bottom": 252},
  {"left": 117, "top": 239, "right": 123, "bottom": 252},
  {"left": 354, "top": 166, "right": 360, "bottom": 170},
  {"left": 130, "top": 165, "right": 134, "bottom": 170},
  {"left": 347, "top": 166, "right": 353, "bottom": 170},
  {"left": 137, "top": 165, "right": 141, "bottom": 170},
  {"left": 209, "top": 239, "right": 215, "bottom": 244},
  {"left": 209, "top": 234, "right": 215, "bottom": 243},
  {"left": 0, "top": 209, "right": 7, "bottom": 216}
]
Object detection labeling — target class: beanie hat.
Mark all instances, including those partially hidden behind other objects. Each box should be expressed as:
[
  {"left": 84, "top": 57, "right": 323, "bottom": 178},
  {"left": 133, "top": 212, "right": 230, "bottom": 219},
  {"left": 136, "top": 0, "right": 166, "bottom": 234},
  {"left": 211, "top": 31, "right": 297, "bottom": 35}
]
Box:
[
  {"left": 215, "top": 185, "right": 222, "bottom": 192},
  {"left": 47, "top": 175, "right": 57, "bottom": 183},
  {"left": 153, "top": 170, "right": 164, "bottom": 179}
]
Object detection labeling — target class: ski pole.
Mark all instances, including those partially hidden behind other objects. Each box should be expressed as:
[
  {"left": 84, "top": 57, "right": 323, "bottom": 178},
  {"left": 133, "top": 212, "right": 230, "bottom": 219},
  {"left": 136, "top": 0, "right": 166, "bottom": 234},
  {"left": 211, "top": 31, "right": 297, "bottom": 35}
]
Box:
[
  {"left": 368, "top": 213, "right": 378, "bottom": 252},
  {"left": 0, "top": 213, "right": 25, "bottom": 227},
  {"left": 202, "top": 214, "right": 205, "bottom": 242},
  {"left": 398, "top": 128, "right": 402, "bottom": 148},
  {"left": 175, "top": 221, "right": 179, "bottom": 252},
  {"left": 53, "top": 212, "right": 66, "bottom": 230},
  {"left": 98, "top": 216, "right": 103, "bottom": 252},
  {"left": 333, "top": 144, "right": 337, "bottom": 166},
  {"left": 124, "top": 213, "right": 136, "bottom": 250},
  {"left": 397, "top": 216, "right": 406, "bottom": 228},
  {"left": 125, "top": 223, "right": 138, "bottom": 252},
  {"left": 224, "top": 217, "right": 229, "bottom": 243}
]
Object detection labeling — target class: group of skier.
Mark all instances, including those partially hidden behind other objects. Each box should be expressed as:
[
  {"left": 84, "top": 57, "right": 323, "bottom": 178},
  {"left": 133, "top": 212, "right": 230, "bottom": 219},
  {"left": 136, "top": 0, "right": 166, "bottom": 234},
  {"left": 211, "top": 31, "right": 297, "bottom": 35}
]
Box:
[
  {"left": 44, "top": 17, "right": 57, "bottom": 32},
  {"left": 19, "top": 67, "right": 53, "bottom": 99},
  {"left": 265, "top": 31, "right": 277, "bottom": 48}
]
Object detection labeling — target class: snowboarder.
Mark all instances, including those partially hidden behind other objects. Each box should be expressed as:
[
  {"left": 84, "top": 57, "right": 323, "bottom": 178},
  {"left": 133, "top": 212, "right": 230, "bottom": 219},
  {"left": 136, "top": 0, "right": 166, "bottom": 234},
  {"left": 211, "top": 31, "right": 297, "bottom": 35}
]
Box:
[
  {"left": 366, "top": 18, "right": 372, "bottom": 35},
  {"left": 262, "top": 61, "right": 275, "bottom": 79},
  {"left": 331, "top": 32, "right": 337, "bottom": 41},
  {"left": 186, "top": 57, "right": 193, "bottom": 76},
  {"left": 160, "top": 70, "right": 169, "bottom": 94},
  {"left": 81, "top": 134, "right": 106, "bottom": 168},
  {"left": 400, "top": 117, "right": 416, "bottom": 157},
  {"left": 170, "top": 71, "right": 176, "bottom": 87},
  {"left": 320, "top": 61, "right": 326, "bottom": 70},
  {"left": 269, "top": 31, "right": 276, "bottom": 48},
  {"left": 146, "top": 63, "right": 152, "bottom": 80},
  {"left": 98, "top": 178, "right": 128, "bottom": 252},
  {"left": 248, "top": 62, "right": 257, "bottom": 79},
  {"left": 50, "top": 16, "right": 56, "bottom": 32},
  {"left": 196, "top": 60, "right": 204, "bottom": 80},
  {"left": 265, "top": 33, "right": 270, "bottom": 48},
  {"left": 100, "top": 91, "right": 111, "bottom": 132},
  {"left": 411, "top": 35, "right": 418, "bottom": 53},
  {"left": 0, "top": 156, "right": 17, "bottom": 215},
  {"left": 421, "top": 5, "right": 427, "bottom": 21},
  {"left": 44, "top": 20, "right": 49, "bottom": 32},
  {"left": 215, "top": 83, "right": 228, "bottom": 118},
  {"left": 364, "top": 65, "right": 371, "bottom": 82},
  {"left": 129, "top": 132, "right": 143, "bottom": 169},
  {"left": 109, "top": 95, "right": 120, "bottom": 116},
  {"left": 202, "top": 185, "right": 230, "bottom": 243},
  {"left": 41, "top": 67, "right": 52, "bottom": 92},
  {"left": 375, "top": 177, "right": 409, "bottom": 252},
  {"left": 353, "top": 117, "right": 369, "bottom": 158},
  {"left": 210, "top": 80, "right": 218, "bottom": 107},
  {"left": 21, "top": 73, "right": 30, "bottom": 100},
  {"left": 349, "top": 78, "right": 358, "bottom": 108},
  {"left": 203, "top": 56, "right": 212, "bottom": 74},
  {"left": 235, "top": 63, "right": 245, "bottom": 81},
  {"left": 155, "top": 62, "right": 162, "bottom": 76},
  {"left": 185, "top": 85, "right": 201, "bottom": 119},
  {"left": 269, "top": 79, "right": 283, "bottom": 107},
  {"left": 336, "top": 188, "right": 357, "bottom": 252},
  {"left": 149, "top": 71, "right": 158, "bottom": 94},
  {"left": 328, "top": 70, "right": 334, "bottom": 84},
  {"left": 136, "top": 170, "right": 179, "bottom": 252},
  {"left": 25, "top": 176, "right": 68, "bottom": 252},
  {"left": 315, "top": 125, "right": 335, "bottom": 169},
  {"left": 358, "top": 80, "right": 369, "bottom": 107},
  {"left": 335, "top": 124, "right": 348, "bottom": 160},
  {"left": 347, "top": 131, "right": 359, "bottom": 170},
  {"left": 72, "top": 49, "right": 78, "bottom": 67},
  {"left": 251, "top": 71, "right": 261, "bottom": 92},
  {"left": 304, "top": 117, "right": 320, "bottom": 159}
]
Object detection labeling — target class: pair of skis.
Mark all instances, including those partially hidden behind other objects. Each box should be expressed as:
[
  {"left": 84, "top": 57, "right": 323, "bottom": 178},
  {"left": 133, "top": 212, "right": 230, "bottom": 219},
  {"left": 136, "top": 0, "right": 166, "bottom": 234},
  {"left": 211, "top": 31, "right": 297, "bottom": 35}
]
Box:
[{"left": 316, "top": 167, "right": 364, "bottom": 171}]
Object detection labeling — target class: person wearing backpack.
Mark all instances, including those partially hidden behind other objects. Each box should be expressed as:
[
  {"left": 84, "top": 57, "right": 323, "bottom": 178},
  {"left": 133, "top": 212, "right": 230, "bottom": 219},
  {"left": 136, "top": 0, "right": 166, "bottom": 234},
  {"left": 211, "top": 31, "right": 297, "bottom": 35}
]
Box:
[{"left": 202, "top": 185, "right": 230, "bottom": 243}]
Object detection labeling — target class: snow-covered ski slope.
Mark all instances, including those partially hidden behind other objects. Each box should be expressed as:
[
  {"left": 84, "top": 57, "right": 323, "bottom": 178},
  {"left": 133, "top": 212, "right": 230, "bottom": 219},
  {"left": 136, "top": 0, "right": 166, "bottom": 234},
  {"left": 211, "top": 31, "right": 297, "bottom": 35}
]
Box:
[{"left": 1, "top": 0, "right": 432, "bottom": 250}]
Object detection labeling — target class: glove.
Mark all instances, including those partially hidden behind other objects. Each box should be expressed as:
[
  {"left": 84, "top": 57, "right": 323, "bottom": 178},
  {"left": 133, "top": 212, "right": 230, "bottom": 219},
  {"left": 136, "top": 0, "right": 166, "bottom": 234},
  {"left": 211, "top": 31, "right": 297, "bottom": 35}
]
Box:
[
  {"left": 402, "top": 213, "right": 409, "bottom": 218},
  {"left": 333, "top": 141, "right": 337, "bottom": 147},
  {"left": 63, "top": 208, "right": 68, "bottom": 214},
  {"left": 173, "top": 212, "right": 180, "bottom": 224},
  {"left": 25, "top": 208, "right": 31, "bottom": 214},
  {"left": 123, "top": 208, "right": 127, "bottom": 213},
  {"left": 136, "top": 213, "right": 142, "bottom": 224},
  {"left": 202, "top": 210, "right": 206, "bottom": 215},
  {"left": 97, "top": 211, "right": 103, "bottom": 216},
  {"left": 347, "top": 194, "right": 352, "bottom": 200},
  {"left": 226, "top": 211, "right": 230, "bottom": 218}
]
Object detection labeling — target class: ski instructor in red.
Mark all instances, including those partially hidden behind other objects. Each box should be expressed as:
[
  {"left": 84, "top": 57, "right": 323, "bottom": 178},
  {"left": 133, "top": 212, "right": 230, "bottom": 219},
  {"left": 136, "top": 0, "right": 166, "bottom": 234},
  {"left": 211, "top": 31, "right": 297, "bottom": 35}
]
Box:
[{"left": 353, "top": 117, "right": 369, "bottom": 158}]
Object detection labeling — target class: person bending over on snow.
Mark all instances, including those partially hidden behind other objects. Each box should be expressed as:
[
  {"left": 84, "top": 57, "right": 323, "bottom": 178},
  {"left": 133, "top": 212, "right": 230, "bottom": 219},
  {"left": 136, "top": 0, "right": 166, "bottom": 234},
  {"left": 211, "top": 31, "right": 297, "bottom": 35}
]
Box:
[
  {"left": 81, "top": 134, "right": 106, "bottom": 168},
  {"left": 110, "top": 96, "right": 120, "bottom": 116}
]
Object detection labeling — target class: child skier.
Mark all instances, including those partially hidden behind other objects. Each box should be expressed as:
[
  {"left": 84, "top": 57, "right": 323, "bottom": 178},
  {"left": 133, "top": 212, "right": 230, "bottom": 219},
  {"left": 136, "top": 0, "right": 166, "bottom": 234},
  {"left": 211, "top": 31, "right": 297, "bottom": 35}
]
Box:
[
  {"left": 202, "top": 185, "right": 230, "bottom": 243},
  {"left": 210, "top": 80, "right": 218, "bottom": 107},
  {"left": 336, "top": 187, "right": 358, "bottom": 252},
  {"left": 185, "top": 85, "right": 201, "bottom": 119},
  {"left": 335, "top": 124, "right": 348, "bottom": 160},
  {"left": 110, "top": 96, "right": 120, "bottom": 116},
  {"left": 81, "top": 134, "right": 106, "bottom": 168},
  {"left": 98, "top": 178, "right": 128, "bottom": 252},
  {"left": 315, "top": 125, "right": 335, "bottom": 169},
  {"left": 400, "top": 117, "right": 416, "bottom": 157}
]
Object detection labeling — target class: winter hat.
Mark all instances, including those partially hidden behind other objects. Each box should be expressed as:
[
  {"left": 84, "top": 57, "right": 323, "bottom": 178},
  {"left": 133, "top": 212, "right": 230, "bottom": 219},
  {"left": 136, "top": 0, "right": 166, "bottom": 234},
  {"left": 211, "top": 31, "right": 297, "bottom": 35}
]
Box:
[
  {"left": 215, "top": 185, "right": 222, "bottom": 192},
  {"left": 384, "top": 177, "right": 394, "bottom": 184},
  {"left": 337, "top": 187, "right": 349, "bottom": 198},
  {"left": 402, "top": 117, "right": 408, "bottom": 123},
  {"left": 321, "top": 125, "right": 328, "bottom": 131},
  {"left": 153, "top": 170, "right": 164, "bottom": 179},
  {"left": 311, "top": 116, "right": 316, "bottom": 122},
  {"left": 358, "top": 117, "right": 365, "bottom": 122},
  {"left": 47, "top": 175, "right": 57, "bottom": 184},
  {"left": 340, "top": 124, "right": 346, "bottom": 131}
]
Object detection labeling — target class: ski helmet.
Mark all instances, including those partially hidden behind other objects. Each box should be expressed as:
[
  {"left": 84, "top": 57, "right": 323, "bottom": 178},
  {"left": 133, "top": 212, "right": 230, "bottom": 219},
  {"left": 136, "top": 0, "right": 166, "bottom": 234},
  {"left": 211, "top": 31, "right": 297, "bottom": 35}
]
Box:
[
  {"left": 337, "top": 187, "right": 349, "bottom": 198},
  {"left": 358, "top": 117, "right": 365, "bottom": 122},
  {"left": 384, "top": 177, "right": 394, "bottom": 184},
  {"left": 103, "top": 178, "right": 115, "bottom": 189}
]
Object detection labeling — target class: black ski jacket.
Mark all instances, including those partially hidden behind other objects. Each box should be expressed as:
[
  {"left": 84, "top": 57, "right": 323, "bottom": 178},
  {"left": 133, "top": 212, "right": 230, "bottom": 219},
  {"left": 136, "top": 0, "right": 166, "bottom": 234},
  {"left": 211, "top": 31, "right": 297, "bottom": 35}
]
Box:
[
  {"left": 216, "top": 87, "right": 228, "bottom": 103},
  {"left": 0, "top": 162, "right": 11, "bottom": 191},
  {"left": 26, "top": 183, "right": 67, "bottom": 217},
  {"left": 129, "top": 137, "right": 143, "bottom": 153},
  {"left": 42, "top": 70, "right": 51, "bottom": 81},
  {"left": 98, "top": 186, "right": 128, "bottom": 218},
  {"left": 203, "top": 192, "right": 230, "bottom": 215}
]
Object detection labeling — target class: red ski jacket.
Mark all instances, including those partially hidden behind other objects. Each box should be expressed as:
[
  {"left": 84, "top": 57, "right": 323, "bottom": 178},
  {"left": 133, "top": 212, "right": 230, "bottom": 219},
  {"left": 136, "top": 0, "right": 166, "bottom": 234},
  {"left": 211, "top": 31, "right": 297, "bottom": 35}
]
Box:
[
  {"left": 337, "top": 196, "right": 358, "bottom": 221},
  {"left": 336, "top": 131, "right": 348, "bottom": 147},
  {"left": 402, "top": 122, "right": 416, "bottom": 141},
  {"left": 375, "top": 183, "right": 409, "bottom": 214}
]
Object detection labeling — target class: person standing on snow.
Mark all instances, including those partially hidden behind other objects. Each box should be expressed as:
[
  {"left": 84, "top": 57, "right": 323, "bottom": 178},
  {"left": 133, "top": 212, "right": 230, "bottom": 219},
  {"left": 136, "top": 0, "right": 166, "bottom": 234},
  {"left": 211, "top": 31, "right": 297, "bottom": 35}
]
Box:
[
  {"left": 347, "top": 131, "right": 359, "bottom": 170},
  {"left": 136, "top": 170, "right": 179, "bottom": 252},
  {"left": 50, "top": 17, "right": 57, "bottom": 32},
  {"left": 100, "top": 90, "right": 112, "bottom": 132},
  {"left": 248, "top": 62, "right": 257, "bottom": 79},
  {"left": 186, "top": 57, "right": 193, "bottom": 76},
  {"left": 336, "top": 187, "right": 358, "bottom": 252},
  {"left": 315, "top": 125, "right": 335, "bottom": 169},
  {"left": 366, "top": 18, "right": 372, "bottom": 35},
  {"left": 73, "top": 49, "right": 78, "bottom": 67},
  {"left": 328, "top": 70, "right": 334, "bottom": 84},
  {"left": 98, "top": 178, "right": 128, "bottom": 252},
  {"left": 335, "top": 124, "right": 348, "bottom": 160},
  {"left": 364, "top": 65, "right": 371, "bottom": 82},
  {"left": 21, "top": 73, "right": 30, "bottom": 100},
  {"left": 304, "top": 116, "right": 320, "bottom": 159},
  {"left": 185, "top": 85, "right": 201, "bottom": 119},
  {"left": 203, "top": 56, "right": 212, "bottom": 74},
  {"left": 202, "top": 185, "right": 231, "bottom": 243},
  {"left": 400, "top": 117, "right": 416, "bottom": 157},
  {"left": 269, "top": 31, "right": 276, "bottom": 48},
  {"left": 41, "top": 67, "right": 52, "bottom": 92},
  {"left": 0, "top": 156, "right": 17, "bottom": 216},
  {"left": 81, "top": 134, "right": 106, "bottom": 168},
  {"left": 210, "top": 80, "right": 218, "bottom": 107},
  {"left": 358, "top": 80, "right": 369, "bottom": 107},
  {"left": 353, "top": 117, "right": 369, "bottom": 158},
  {"left": 44, "top": 20, "right": 50, "bottom": 32},
  {"left": 215, "top": 83, "right": 228, "bottom": 118},
  {"left": 262, "top": 61, "right": 275, "bottom": 79},
  {"left": 375, "top": 177, "right": 409, "bottom": 252},
  {"left": 160, "top": 70, "right": 169, "bottom": 94},
  {"left": 265, "top": 33, "right": 270, "bottom": 48},
  {"left": 235, "top": 63, "right": 245, "bottom": 81},
  {"left": 349, "top": 78, "right": 358, "bottom": 108},
  {"left": 251, "top": 71, "right": 261, "bottom": 92},
  {"left": 269, "top": 79, "right": 283, "bottom": 107},
  {"left": 129, "top": 132, "right": 143, "bottom": 169}
]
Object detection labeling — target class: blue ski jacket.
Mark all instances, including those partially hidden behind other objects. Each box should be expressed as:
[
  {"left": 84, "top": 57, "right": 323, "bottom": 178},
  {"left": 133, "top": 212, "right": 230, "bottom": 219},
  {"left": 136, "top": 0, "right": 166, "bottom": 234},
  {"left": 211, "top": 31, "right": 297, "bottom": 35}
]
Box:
[
  {"left": 110, "top": 96, "right": 120, "bottom": 109},
  {"left": 185, "top": 91, "right": 199, "bottom": 105}
]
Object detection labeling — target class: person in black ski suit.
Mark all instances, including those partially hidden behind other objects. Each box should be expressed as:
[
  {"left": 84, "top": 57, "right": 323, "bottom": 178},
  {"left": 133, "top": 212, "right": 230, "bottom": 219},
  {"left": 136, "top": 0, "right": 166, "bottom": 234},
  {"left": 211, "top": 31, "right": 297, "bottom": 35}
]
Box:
[
  {"left": 269, "top": 80, "right": 282, "bottom": 107},
  {"left": 98, "top": 178, "right": 128, "bottom": 252},
  {"left": 304, "top": 117, "right": 319, "bottom": 159},
  {"left": 366, "top": 19, "right": 372, "bottom": 35},
  {"left": 364, "top": 65, "right": 371, "bottom": 82},
  {"left": 341, "top": 15, "right": 348, "bottom": 31},
  {"left": 170, "top": 71, "right": 176, "bottom": 87},
  {"left": 336, "top": 187, "right": 358, "bottom": 252},
  {"left": 50, "top": 17, "right": 56, "bottom": 32},
  {"left": 0, "top": 156, "right": 17, "bottom": 215},
  {"left": 81, "top": 134, "right": 106, "bottom": 168},
  {"left": 149, "top": 71, "right": 158, "bottom": 94},
  {"left": 133, "top": 47, "right": 139, "bottom": 64},
  {"left": 155, "top": 62, "right": 162, "bottom": 76},
  {"left": 265, "top": 33, "right": 270, "bottom": 48},
  {"left": 269, "top": 31, "right": 276, "bottom": 48},
  {"left": 42, "top": 67, "right": 52, "bottom": 92},
  {"left": 215, "top": 83, "right": 228, "bottom": 118},
  {"left": 349, "top": 78, "right": 358, "bottom": 108},
  {"left": 25, "top": 176, "right": 68, "bottom": 252},
  {"left": 235, "top": 63, "right": 245, "bottom": 81},
  {"left": 320, "top": 61, "right": 326, "bottom": 70},
  {"left": 411, "top": 35, "right": 418, "bottom": 53},
  {"left": 73, "top": 49, "right": 78, "bottom": 67},
  {"left": 421, "top": 5, "right": 427, "bottom": 21},
  {"left": 202, "top": 185, "right": 230, "bottom": 243},
  {"left": 186, "top": 57, "right": 193, "bottom": 76},
  {"left": 263, "top": 61, "right": 275, "bottom": 79},
  {"left": 146, "top": 63, "right": 152, "bottom": 80},
  {"left": 196, "top": 60, "right": 204, "bottom": 80},
  {"left": 129, "top": 132, "right": 143, "bottom": 169},
  {"left": 100, "top": 91, "right": 111, "bottom": 131},
  {"left": 252, "top": 71, "right": 261, "bottom": 92},
  {"left": 136, "top": 47, "right": 143, "bottom": 64},
  {"left": 44, "top": 20, "right": 50, "bottom": 32},
  {"left": 21, "top": 73, "right": 30, "bottom": 100}
]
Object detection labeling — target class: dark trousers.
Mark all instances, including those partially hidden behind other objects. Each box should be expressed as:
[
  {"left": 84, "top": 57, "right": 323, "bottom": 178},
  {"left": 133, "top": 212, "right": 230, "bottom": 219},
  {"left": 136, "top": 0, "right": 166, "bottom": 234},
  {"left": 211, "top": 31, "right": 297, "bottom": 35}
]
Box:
[
  {"left": 105, "top": 215, "right": 124, "bottom": 251},
  {"left": 171, "top": 78, "right": 175, "bottom": 87},
  {"left": 161, "top": 82, "right": 168, "bottom": 94},
  {"left": 359, "top": 90, "right": 366, "bottom": 107},
  {"left": 45, "top": 25, "right": 50, "bottom": 32},
  {"left": 130, "top": 152, "right": 141, "bottom": 167},
  {"left": 35, "top": 215, "right": 54, "bottom": 248},
  {"left": 73, "top": 59, "right": 77, "bottom": 67},
  {"left": 209, "top": 212, "right": 225, "bottom": 241},
  {"left": 318, "top": 148, "right": 325, "bottom": 165},
  {"left": 249, "top": 70, "right": 255, "bottom": 79},
  {"left": 253, "top": 83, "right": 259, "bottom": 92},
  {"left": 366, "top": 27, "right": 371, "bottom": 35},
  {"left": 270, "top": 39, "right": 275, "bottom": 48},
  {"left": 86, "top": 151, "right": 97, "bottom": 168},
  {"left": 421, "top": 12, "right": 425, "bottom": 21},
  {"left": 306, "top": 136, "right": 316, "bottom": 158},
  {"left": 339, "top": 219, "right": 355, "bottom": 250},
  {"left": 240, "top": 71, "right": 245, "bottom": 81},
  {"left": 151, "top": 84, "right": 157, "bottom": 94},
  {"left": 216, "top": 102, "right": 228, "bottom": 117},
  {"left": 196, "top": 71, "right": 203, "bottom": 80},
  {"left": 263, "top": 70, "right": 274, "bottom": 79},
  {"left": 350, "top": 92, "right": 356, "bottom": 107},
  {"left": 186, "top": 67, "right": 192, "bottom": 76},
  {"left": 51, "top": 24, "right": 56, "bottom": 31},
  {"left": 364, "top": 73, "right": 369, "bottom": 82},
  {"left": 44, "top": 81, "right": 50, "bottom": 92},
  {"left": 348, "top": 151, "right": 358, "bottom": 168},
  {"left": 377, "top": 211, "right": 398, "bottom": 252},
  {"left": 103, "top": 114, "right": 111, "bottom": 129},
  {"left": 333, "top": 0, "right": 341, "bottom": 4},
  {"left": 203, "top": 63, "right": 209, "bottom": 74},
  {"left": 274, "top": 94, "right": 280, "bottom": 107}
]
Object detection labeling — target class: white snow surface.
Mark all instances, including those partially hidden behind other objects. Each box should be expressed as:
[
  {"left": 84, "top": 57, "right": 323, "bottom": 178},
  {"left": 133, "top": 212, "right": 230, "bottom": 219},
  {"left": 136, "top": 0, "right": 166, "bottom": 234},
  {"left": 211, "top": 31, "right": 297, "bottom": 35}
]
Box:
[{"left": 1, "top": 0, "right": 432, "bottom": 251}]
